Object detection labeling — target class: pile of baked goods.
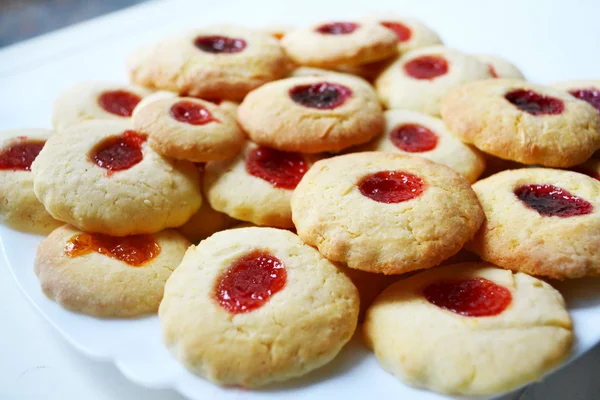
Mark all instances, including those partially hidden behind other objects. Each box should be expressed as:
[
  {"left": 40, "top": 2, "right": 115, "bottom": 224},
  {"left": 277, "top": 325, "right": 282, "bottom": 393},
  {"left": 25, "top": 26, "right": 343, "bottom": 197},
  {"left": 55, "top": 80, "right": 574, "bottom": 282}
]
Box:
[{"left": 2, "top": 14, "right": 599, "bottom": 397}]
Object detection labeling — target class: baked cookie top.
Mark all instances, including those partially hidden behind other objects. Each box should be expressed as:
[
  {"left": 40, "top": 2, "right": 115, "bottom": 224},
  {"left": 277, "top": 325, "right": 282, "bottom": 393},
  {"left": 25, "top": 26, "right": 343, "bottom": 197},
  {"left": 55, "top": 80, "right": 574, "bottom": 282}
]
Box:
[
  {"left": 0, "top": 129, "right": 61, "bottom": 234},
  {"left": 35, "top": 225, "right": 189, "bottom": 317},
  {"left": 159, "top": 227, "right": 359, "bottom": 387},
  {"left": 363, "top": 262, "right": 572, "bottom": 396},
  {"left": 281, "top": 21, "right": 398, "bottom": 67},
  {"left": 376, "top": 46, "right": 492, "bottom": 115},
  {"left": 442, "top": 79, "right": 600, "bottom": 167},
  {"left": 238, "top": 75, "right": 384, "bottom": 153},
  {"left": 291, "top": 152, "right": 484, "bottom": 274},
  {"left": 360, "top": 14, "right": 443, "bottom": 53},
  {"left": 474, "top": 54, "right": 525, "bottom": 79},
  {"left": 357, "top": 109, "right": 485, "bottom": 182},
  {"left": 552, "top": 79, "right": 600, "bottom": 114},
  {"left": 52, "top": 81, "right": 151, "bottom": 131},
  {"left": 32, "top": 120, "right": 202, "bottom": 236},
  {"left": 468, "top": 168, "right": 600, "bottom": 279},
  {"left": 204, "top": 141, "right": 316, "bottom": 228},
  {"left": 133, "top": 96, "right": 243, "bottom": 162},
  {"left": 128, "top": 25, "right": 288, "bottom": 100}
]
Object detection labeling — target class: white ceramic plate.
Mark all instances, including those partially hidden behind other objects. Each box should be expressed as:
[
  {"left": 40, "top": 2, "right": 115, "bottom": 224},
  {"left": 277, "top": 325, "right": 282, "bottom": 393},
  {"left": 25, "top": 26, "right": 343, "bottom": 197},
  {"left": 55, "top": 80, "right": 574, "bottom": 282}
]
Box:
[{"left": 2, "top": 0, "right": 600, "bottom": 399}]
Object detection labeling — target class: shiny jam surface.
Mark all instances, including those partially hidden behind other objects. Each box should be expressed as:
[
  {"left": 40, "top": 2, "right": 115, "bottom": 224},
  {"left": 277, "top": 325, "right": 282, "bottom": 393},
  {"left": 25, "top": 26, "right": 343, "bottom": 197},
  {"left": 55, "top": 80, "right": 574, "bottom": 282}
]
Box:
[
  {"left": 0, "top": 139, "right": 45, "bottom": 171},
  {"left": 423, "top": 278, "right": 512, "bottom": 317},
  {"left": 504, "top": 89, "right": 564, "bottom": 116},
  {"left": 514, "top": 184, "right": 593, "bottom": 217},
  {"left": 97, "top": 90, "right": 141, "bottom": 117},
  {"left": 381, "top": 21, "right": 412, "bottom": 41},
  {"left": 65, "top": 233, "right": 160, "bottom": 266},
  {"left": 390, "top": 123, "right": 438, "bottom": 153},
  {"left": 569, "top": 88, "right": 600, "bottom": 114},
  {"left": 215, "top": 250, "right": 287, "bottom": 314},
  {"left": 404, "top": 55, "right": 448, "bottom": 80},
  {"left": 194, "top": 35, "right": 247, "bottom": 53},
  {"left": 315, "top": 22, "right": 358, "bottom": 35},
  {"left": 289, "top": 82, "right": 352, "bottom": 109},
  {"left": 488, "top": 64, "right": 499, "bottom": 78},
  {"left": 246, "top": 146, "right": 308, "bottom": 190},
  {"left": 169, "top": 101, "right": 219, "bottom": 125},
  {"left": 358, "top": 170, "right": 425, "bottom": 203},
  {"left": 92, "top": 130, "right": 146, "bottom": 173}
]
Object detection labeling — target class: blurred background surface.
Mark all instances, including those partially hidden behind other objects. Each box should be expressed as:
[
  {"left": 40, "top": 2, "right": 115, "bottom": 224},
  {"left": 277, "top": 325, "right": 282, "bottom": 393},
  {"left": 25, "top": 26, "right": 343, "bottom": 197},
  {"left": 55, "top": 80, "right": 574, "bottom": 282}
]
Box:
[{"left": 0, "top": 0, "right": 147, "bottom": 47}]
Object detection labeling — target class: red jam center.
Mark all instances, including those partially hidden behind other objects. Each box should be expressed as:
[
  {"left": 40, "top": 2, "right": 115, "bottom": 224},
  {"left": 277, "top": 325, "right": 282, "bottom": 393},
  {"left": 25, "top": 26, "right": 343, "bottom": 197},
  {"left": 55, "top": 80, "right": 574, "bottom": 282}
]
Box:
[
  {"left": 289, "top": 82, "right": 352, "bottom": 109},
  {"left": 504, "top": 89, "right": 564, "bottom": 116},
  {"left": 194, "top": 35, "right": 246, "bottom": 54},
  {"left": 97, "top": 90, "right": 141, "bottom": 117},
  {"left": 404, "top": 55, "right": 449, "bottom": 80},
  {"left": 246, "top": 146, "right": 308, "bottom": 190},
  {"left": 423, "top": 278, "right": 512, "bottom": 317},
  {"left": 390, "top": 123, "right": 438, "bottom": 153},
  {"left": 569, "top": 88, "right": 600, "bottom": 114},
  {"left": 381, "top": 21, "right": 412, "bottom": 41},
  {"left": 169, "top": 101, "right": 218, "bottom": 125},
  {"left": 514, "top": 184, "right": 593, "bottom": 217},
  {"left": 315, "top": 22, "right": 358, "bottom": 35},
  {"left": 488, "top": 64, "right": 499, "bottom": 78},
  {"left": 0, "top": 139, "right": 45, "bottom": 171},
  {"left": 65, "top": 233, "right": 160, "bottom": 266},
  {"left": 92, "top": 130, "right": 146, "bottom": 173},
  {"left": 358, "top": 170, "right": 425, "bottom": 203},
  {"left": 215, "top": 250, "right": 287, "bottom": 314}
]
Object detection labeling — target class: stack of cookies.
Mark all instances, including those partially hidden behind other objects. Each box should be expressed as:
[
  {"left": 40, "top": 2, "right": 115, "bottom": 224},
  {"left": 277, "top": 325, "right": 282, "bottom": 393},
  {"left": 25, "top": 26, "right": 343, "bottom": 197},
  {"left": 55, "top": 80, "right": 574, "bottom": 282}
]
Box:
[{"left": 2, "top": 15, "right": 600, "bottom": 397}]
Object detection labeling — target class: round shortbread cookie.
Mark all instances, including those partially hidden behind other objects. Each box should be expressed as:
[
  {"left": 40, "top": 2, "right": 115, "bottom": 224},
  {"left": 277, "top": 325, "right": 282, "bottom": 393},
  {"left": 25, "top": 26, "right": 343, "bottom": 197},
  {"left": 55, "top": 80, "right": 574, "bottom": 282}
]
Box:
[
  {"left": 291, "top": 152, "right": 485, "bottom": 274},
  {"left": 357, "top": 109, "right": 485, "bottom": 182},
  {"left": 32, "top": 120, "right": 202, "bottom": 236},
  {"left": 35, "top": 225, "right": 190, "bottom": 317},
  {"left": 281, "top": 21, "right": 398, "bottom": 67},
  {"left": 159, "top": 227, "right": 359, "bottom": 387},
  {"left": 376, "top": 46, "right": 492, "bottom": 115},
  {"left": 442, "top": 79, "right": 600, "bottom": 167},
  {"left": 133, "top": 97, "right": 243, "bottom": 162},
  {"left": 360, "top": 14, "right": 443, "bottom": 53},
  {"left": 204, "top": 141, "right": 316, "bottom": 228},
  {"left": 363, "top": 263, "right": 573, "bottom": 396},
  {"left": 128, "top": 25, "right": 288, "bottom": 101},
  {"left": 552, "top": 80, "right": 600, "bottom": 114},
  {"left": 287, "top": 66, "right": 369, "bottom": 84},
  {"left": 238, "top": 75, "right": 384, "bottom": 153},
  {"left": 52, "top": 81, "right": 151, "bottom": 131},
  {"left": 0, "top": 129, "right": 62, "bottom": 234},
  {"left": 133, "top": 90, "right": 239, "bottom": 117},
  {"left": 474, "top": 54, "right": 525, "bottom": 79},
  {"left": 468, "top": 168, "right": 600, "bottom": 279}
]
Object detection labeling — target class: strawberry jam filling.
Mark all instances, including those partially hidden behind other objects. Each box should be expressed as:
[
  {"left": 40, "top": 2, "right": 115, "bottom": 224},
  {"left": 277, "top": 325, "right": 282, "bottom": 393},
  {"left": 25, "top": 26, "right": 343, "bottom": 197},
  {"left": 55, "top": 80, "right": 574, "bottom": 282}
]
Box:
[
  {"left": 569, "top": 88, "right": 600, "bottom": 114},
  {"left": 514, "top": 184, "right": 593, "bottom": 217},
  {"left": 65, "top": 233, "right": 160, "bottom": 266},
  {"left": 358, "top": 170, "right": 425, "bottom": 203},
  {"left": 504, "top": 89, "right": 564, "bottom": 115},
  {"left": 0, "top": 139, "right": 45, "bottom": 171},
  {"left": 289, "top": 82, "right": 352, "bottom": 109},
  {"left": 404, "top": 55, "right": 448, "bottom": 80},
  {"left": 315, "top": 22, "right": 358, "bottom": 35},
  {"left": 381, "top": 21, "right": 412, "bottom": 41},
  {"left": 423, "top": 278, "right": 512, "bottom": 317},
  {"left": 170, "top": 100, "right": 219, "bottom": 125},
  {"left": 390, "top": 123, "right": 438, "bottom": 152},
  {"left": 215, "top": 250, "right": 286, "bottom": 314},
  {"left": 246, "top": 146, "right": 308, "bottom": 190},
  {"left": 194, "top": 35, "right": 246, "bottom": 53},
  {"left": 92, "top": 130, "right": 146, "bottom": 173},
  {"left": 98, "top": 90, "right": 141, "bottom": 117}
]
